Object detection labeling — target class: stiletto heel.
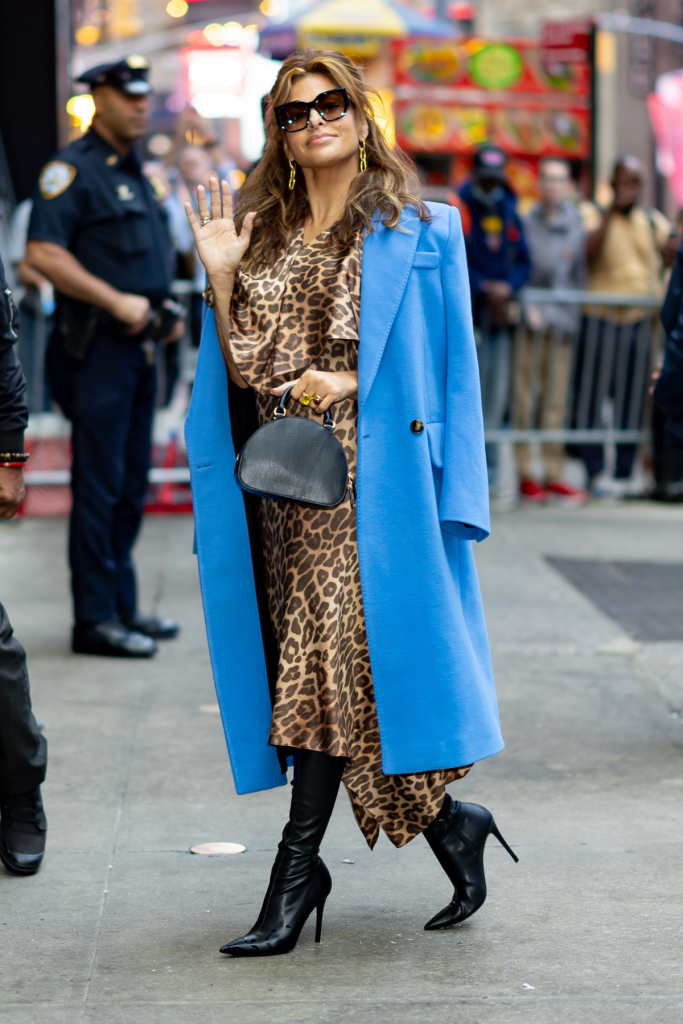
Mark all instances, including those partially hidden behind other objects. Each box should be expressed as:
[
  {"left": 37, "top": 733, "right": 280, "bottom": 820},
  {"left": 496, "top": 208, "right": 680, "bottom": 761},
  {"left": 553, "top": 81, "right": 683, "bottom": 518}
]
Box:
[
  {"left": 315, "top": 898, "right": 326, "bottom": 943},
  {"left": 423, "top": 798, "right": 517, "bottom": 930},
  {"left": 490, "top": 821, "right": 518, "bottom": 862}
]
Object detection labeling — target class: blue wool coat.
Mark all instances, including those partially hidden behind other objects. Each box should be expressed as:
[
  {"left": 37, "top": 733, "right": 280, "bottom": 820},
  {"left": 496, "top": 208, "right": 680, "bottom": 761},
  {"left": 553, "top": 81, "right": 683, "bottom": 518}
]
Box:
[{"left": 185, "top": 202, "right": 504, "bottom": 795}]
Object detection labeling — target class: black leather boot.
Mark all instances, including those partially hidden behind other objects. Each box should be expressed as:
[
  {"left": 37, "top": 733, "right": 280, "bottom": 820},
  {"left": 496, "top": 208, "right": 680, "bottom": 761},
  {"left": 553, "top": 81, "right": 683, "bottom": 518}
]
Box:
[
  {"left": 220, "top": 750, "right": 346, "bottom": 957},
  {"left": 423, "top": 796, "right": 518, "bottom": 930},
  {"left": 0, "top": 786, "right": 47, "bottom": 875}
]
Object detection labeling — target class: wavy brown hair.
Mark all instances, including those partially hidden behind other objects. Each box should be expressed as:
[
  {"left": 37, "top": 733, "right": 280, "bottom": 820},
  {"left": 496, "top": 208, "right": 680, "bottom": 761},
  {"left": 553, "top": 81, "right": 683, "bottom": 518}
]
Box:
[{"left": 236, "top": 49, "right": 430, "bottom": 266}]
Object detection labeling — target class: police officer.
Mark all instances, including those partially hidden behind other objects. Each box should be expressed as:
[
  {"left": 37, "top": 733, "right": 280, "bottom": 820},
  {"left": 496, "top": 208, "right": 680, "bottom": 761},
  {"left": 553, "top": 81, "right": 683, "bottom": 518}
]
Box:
[
  {"left": 26, "top": 58, "right": 181, "bottom": 657},
  {"left": 0, "top": 253, "right": 48, "bottom": 874}
]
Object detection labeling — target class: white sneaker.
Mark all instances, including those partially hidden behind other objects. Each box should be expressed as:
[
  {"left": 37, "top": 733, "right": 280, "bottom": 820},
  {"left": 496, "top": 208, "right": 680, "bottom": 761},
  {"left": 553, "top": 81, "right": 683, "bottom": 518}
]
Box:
[{"left": 589, "top": 473, "right": 640, "bottom": 498}]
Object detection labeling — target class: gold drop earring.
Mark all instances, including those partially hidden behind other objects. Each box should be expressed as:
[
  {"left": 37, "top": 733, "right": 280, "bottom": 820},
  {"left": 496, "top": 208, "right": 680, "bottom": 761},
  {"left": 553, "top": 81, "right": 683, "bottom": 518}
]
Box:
[
  {"left": 288, "top": 159, "right": 296, "bottom": 191},
  {"left": 359, "top": 139, "right": 367, "bottom": 172}
]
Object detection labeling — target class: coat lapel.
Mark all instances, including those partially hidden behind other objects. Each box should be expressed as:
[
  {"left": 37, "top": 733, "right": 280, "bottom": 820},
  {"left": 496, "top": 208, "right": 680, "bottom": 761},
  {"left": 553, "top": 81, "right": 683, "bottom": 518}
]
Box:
[{"left": 358, "top": 207, "right": 421, "bottom": 413}]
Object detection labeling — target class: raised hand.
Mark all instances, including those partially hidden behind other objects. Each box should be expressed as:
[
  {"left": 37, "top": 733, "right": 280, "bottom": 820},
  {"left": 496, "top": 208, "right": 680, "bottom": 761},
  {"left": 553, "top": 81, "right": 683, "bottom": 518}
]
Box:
[{"left": 184, "top": 176, "right": 256, "bottom": 283}]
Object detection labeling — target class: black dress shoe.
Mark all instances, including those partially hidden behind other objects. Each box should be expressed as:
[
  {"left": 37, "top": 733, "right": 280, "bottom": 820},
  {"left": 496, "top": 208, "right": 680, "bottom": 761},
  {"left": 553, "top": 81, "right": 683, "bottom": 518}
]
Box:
[
  {"left": 72, "top": 620, "right": 157, "bottom": 658},
  {"left": 120, "top": 611, "right": 179, "bottom": 640},
  {"left": 0, "top": 786, "right": 47, "bottom": 875}
]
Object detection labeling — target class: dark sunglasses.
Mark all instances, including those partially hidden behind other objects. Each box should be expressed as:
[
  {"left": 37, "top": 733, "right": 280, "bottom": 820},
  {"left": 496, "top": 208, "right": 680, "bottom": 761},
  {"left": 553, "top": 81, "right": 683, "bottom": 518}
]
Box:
[{"left": 274, "top": 87, "right": 349, "bottom": 134}]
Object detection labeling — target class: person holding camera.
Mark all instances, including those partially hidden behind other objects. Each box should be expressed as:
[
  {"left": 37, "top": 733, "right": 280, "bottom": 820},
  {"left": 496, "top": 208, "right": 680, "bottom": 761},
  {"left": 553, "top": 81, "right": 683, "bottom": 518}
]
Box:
[
  {"left": 26, "top": 58, "right": 182, "bottom": 657},
  {"left": 0, "top": 254, "right": 47, "bottom": 874}
]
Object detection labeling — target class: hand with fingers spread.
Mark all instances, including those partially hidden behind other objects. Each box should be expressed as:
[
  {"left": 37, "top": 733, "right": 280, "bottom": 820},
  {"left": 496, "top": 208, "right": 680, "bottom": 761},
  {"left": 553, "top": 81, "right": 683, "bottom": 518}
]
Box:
[
  {"left": 184, "top": 176, "right": 256, "bottom": 286},
  {"left": 270, "top": 368, "right": 358, "bottom": 414}
]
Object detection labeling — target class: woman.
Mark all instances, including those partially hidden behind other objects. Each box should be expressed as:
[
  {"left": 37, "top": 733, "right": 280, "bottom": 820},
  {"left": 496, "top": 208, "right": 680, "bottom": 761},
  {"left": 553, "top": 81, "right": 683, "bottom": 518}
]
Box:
[{"left": 184, "top": 50, "right": 515, "bottom": 958}]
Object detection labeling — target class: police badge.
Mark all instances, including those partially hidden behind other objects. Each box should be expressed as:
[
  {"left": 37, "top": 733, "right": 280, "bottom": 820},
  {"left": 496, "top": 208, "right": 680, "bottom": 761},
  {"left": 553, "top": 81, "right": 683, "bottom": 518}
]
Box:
[{"left": 39, "top": 161, "right": 77, "bottom": 200}]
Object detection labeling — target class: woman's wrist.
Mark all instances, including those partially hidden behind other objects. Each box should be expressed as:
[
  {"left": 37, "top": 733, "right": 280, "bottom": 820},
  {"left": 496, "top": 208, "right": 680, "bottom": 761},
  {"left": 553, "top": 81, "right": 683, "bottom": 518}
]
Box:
[{"left": 207, "top": 270, "right": 237, "bottom": 297}]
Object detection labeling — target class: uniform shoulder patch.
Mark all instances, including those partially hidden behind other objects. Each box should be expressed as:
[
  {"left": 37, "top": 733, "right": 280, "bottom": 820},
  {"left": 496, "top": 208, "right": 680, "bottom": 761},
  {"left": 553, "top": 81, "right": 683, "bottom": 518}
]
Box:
[{"left": 39, "top": 161, "right": 77, "bottom": 200}]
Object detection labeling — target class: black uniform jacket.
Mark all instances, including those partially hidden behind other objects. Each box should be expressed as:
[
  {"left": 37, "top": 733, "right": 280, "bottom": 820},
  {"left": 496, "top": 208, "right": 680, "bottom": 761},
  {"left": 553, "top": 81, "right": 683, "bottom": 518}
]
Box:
[
  {"left": 0, "top": 255, "right": 27, "bottom": 453},
  {"left": 27, "top": 128, "right": 173, "bottom": 305}
]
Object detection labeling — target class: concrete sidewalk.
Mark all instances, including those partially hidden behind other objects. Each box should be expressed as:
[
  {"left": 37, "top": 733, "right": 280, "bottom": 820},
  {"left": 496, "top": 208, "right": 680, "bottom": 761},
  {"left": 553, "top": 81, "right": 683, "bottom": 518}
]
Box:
[{"left": 1, "top": 503, "right": 682, "bottom": 1023}]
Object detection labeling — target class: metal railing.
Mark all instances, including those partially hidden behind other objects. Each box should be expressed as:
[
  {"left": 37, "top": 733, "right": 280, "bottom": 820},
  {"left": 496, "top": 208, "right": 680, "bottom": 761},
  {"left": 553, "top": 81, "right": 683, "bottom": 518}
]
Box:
[
  {"left": 17, "top": 285, "right": 664, "bottom": 486},
  {"left": 480, "top": 288, "right": 662, "bottom": 447}
]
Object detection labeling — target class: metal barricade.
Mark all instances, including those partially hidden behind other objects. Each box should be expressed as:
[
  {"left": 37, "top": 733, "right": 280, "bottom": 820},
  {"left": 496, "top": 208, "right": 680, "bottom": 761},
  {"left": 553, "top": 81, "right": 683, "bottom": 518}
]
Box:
[
  {"left": 480, "top": 289, "right": 662, "bottom": 450},
  {"left": 18, "top": 285, "right": 664, "bottom": 492}
]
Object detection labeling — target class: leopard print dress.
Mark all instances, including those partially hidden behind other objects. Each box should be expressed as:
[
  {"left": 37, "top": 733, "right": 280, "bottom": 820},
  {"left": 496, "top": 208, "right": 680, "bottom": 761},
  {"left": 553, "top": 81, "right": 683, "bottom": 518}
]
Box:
[{"left": 226, "top": 225, "right": 471, "bottom": 849}]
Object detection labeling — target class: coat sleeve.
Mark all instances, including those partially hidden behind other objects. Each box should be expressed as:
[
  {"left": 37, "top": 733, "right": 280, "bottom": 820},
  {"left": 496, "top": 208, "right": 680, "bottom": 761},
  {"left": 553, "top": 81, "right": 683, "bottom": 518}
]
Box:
[
  {"left": 439, "top": 206, "right": 490, "bottom": 542},
  {"left": 0, "top": 254, "right": 28, "bottom": 453}
]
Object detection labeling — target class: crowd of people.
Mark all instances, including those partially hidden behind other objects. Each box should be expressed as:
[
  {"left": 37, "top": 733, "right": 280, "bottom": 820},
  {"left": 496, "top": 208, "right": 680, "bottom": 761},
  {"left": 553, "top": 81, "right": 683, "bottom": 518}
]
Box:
[{"left": 451, "top": 145, "right": 676, "bottom": 502}]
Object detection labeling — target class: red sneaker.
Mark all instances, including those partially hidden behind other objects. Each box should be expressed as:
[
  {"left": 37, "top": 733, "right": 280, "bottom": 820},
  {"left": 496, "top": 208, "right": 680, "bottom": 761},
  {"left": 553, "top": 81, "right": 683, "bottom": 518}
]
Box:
[
  {"left": 545, "top": 480, "right": 588, "bottom": 504},
  {"left": 519, "top": 479, "right": 549, "bottom": 502}
]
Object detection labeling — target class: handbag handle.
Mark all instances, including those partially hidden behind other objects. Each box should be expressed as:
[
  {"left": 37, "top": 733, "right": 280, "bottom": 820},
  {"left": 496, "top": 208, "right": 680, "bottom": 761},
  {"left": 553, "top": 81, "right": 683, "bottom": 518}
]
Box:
[{"left": 274, "top": 384, "right": 335, "bottom": 431}]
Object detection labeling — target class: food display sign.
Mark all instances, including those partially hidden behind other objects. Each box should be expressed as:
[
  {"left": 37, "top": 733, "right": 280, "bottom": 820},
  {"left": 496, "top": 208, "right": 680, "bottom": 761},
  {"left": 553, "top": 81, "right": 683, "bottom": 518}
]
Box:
[
  {"left": 393, "top": 37, "right": 590, "bottom": 95},
  {"left": 469, "top": 43, "right": 524, "bottom": 90},
  {"left": 395, "top": 103, "right": 589, "bottom": 156},
  {"left": 392, "top": 36, "right": 591, "bottom": 159}
]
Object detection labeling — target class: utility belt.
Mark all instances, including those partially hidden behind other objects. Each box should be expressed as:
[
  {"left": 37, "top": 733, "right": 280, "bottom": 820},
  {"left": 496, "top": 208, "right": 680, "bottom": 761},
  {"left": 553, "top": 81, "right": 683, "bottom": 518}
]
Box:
[{"left": 56, "top": 296, "right": 183, "bottom": 362}]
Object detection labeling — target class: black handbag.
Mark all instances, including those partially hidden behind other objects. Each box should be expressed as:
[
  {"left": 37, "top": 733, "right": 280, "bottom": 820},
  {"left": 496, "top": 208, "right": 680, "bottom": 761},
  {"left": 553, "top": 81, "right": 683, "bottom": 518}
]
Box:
[{"left": 234, "top": 384, "right": 354, "bottom": 508}]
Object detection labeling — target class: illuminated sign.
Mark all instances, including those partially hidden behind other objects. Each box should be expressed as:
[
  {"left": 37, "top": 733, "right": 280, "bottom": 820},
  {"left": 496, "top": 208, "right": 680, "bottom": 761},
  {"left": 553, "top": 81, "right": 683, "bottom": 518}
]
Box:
[{"left": 180, "top": 48, "right": 246, "bottom": 118}]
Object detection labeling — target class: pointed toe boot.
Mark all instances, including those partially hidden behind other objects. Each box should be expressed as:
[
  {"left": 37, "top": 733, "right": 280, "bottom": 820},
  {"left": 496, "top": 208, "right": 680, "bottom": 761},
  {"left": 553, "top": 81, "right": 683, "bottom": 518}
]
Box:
[
  {"left": 423, "top": 797, "right": 518, "bottom": 930},
  {"left": 220, "top": 750, "right": 346, "bottom": 958},
  {"left": 220, "top": 858, "right": 331, "bottom": 957}
]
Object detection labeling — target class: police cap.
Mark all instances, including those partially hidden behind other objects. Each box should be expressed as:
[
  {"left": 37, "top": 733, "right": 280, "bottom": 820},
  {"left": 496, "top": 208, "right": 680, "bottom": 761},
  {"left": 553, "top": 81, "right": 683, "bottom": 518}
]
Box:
[
  {"left": 77, "top": 56, "right": 152, "bottom": 95},
  {"left": 473, "top": 145, "right": 507, "bottom": 181}
]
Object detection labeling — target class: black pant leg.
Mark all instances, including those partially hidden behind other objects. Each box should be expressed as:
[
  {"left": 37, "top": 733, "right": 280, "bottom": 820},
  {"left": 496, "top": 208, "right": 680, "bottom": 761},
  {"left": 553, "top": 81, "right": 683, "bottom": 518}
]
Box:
[
  {"left": 113, "top": 357, "right": 157, "bottom": 618},
  {"left": 60, "top": 333, "right": 139, "bottom": 624},
  {"left": 0, "top": 602, "right": 47, "bottom": 796}
]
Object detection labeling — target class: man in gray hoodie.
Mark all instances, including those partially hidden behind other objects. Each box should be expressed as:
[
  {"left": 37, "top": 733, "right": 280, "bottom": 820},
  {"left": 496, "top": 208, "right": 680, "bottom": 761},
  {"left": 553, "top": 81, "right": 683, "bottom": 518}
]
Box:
[{"left": 515, "top": 157, "right": 587, "bottom": 503}]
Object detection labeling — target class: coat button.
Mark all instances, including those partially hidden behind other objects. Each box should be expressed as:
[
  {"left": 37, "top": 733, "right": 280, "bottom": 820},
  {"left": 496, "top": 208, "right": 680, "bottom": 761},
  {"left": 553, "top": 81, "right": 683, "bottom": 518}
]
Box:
[{"left": 410, "top": 419, "right": 424, "bottom": 434}]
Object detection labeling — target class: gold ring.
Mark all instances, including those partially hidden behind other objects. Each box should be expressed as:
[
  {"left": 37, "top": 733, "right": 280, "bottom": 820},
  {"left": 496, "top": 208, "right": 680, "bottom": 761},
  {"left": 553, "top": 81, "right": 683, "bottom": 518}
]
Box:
[
  {"left": 200, "top": 216, "right": 211, "bottom": 226},
  {"left": 300, "top": 393, "right": 313, "bottom": 406}
]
